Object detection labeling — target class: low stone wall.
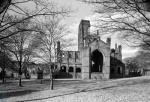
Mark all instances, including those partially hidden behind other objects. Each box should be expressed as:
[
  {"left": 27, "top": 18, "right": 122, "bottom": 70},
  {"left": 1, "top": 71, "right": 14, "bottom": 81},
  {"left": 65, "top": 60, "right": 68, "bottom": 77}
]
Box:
[
  {"left": 57, "top": 72, "right": 73, "bottom": 78},
  {"left": 110, "top": 73, "right": 124, "bottom": 79},
  {"left": 91, "top": 72, "right": 104, "bottom": 80},
  {"left": 56, "top": 72, "right": 82, "bottom": 79},
  {"left": 31, "top": 73, "right": 82, "bottom": 79}
]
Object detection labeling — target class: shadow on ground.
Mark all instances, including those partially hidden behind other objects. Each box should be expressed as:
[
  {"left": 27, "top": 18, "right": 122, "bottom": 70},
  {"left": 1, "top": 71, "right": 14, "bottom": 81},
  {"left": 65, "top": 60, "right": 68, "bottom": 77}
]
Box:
[
  {"left": 16, "top": 78, "right": 150, "bottom": 102},
  {"left": 0, "top": 90, "right": 38, "bottom": 99},
  {"left": 15, "top": 85, "right": 128, "bottom": 102}
]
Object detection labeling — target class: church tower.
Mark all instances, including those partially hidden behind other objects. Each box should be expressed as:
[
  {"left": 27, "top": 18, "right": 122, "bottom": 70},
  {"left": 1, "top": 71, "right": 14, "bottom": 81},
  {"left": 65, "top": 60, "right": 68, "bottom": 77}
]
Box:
[{"left": 78, "top": 20, "right": 90, "bottom": 51}]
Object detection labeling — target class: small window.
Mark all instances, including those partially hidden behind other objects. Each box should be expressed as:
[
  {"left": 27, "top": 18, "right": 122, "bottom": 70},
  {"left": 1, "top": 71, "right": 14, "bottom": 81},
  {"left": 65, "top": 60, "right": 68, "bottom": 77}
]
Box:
[
  {"left": 76, "top": 67, "right": 81, "bottom": 72},
  {"left": 68, "top": 53, "right": 71, "bottom": 58},
  {"left": 76, "top": 52, "right": 79, "bottom": 59},
  {"left": 61, "top": 66, "right": 66, "bottom": 72},
  {"left": 69, "top": 67, "right": 73, "bottom": 72},
  {"left": 117, "top": 67, "right": 122, "bottom": 74},
  {"left": 120, "top": 67, "right": 122, "bottom": 73}
]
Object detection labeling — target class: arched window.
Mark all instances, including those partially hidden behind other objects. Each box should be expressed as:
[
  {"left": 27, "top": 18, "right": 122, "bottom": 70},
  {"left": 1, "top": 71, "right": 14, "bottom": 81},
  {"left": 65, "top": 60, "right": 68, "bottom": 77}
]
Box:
[
  {"left": 76, "top": 52, "right": 79, "bottom": 59},
  {"left": 69, "top": 53, "right": 71, "bottom": 58},
  {"left": 76, "top": 67, "right": 81, "bottom": 72},
  {"left": 69, "top": 66, "right": 73, "bottom": 72},
  {"left": 61, "top": 65, "right": 66, "bottom": 72},
  {"left": 117, "top": 67, "right": 122, "bottom": 74}
]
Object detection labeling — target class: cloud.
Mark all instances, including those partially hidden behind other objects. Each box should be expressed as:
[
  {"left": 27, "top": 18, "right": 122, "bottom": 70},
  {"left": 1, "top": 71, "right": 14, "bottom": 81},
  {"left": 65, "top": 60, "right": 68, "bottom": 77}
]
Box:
[
  {"left": 122, "top": 49, "right": 138, "bottom": 59},
  {"left": 60, "top": 18, "right": 80, "bottom": 51},
  {"left": 68, "top": 18, "right": 80, "bottom": 34},
  {"left": 64, "top": 13, "right": 139, "bottom": 58}
]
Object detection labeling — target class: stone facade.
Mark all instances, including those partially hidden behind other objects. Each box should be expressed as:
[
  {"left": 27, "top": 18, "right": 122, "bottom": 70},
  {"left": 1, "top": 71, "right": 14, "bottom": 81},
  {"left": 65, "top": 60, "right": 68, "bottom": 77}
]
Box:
[
  {"left": 110, "top": 44, "right": 125, "bottom": 79},
  {"left": 56, "top": 20, "right": 125, "bottom": 79}
]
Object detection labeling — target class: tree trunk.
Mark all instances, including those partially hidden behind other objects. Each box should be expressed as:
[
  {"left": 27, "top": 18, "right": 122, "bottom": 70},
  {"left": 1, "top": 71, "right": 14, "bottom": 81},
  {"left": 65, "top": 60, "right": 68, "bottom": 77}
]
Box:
[
  {"left": 2, "top": 69, "right": 5, "bottom": 83},
  {"left": 50, "top": 72, "right": 53, "bottom": 90},
  {"left": 41, "top": 78, "right": 42, "bottom": 84},
  {"left": 19, "top": 37, "right": 23, "bottom": 87},
  {"left": 19, "top": 77, "right": 22, "bottom": 86},
  {"left": 19, "top": 62, "right": 22, "bottom": 87}
]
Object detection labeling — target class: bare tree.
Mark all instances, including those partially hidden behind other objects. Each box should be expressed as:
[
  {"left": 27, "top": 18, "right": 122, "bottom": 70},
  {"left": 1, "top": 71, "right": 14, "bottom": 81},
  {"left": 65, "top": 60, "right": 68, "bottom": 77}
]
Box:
[
  {"left": 3, "top": 16, "right": 40, "bottom": 86},
  {"left": 0, "top": 47, "right": 12, "bottom": 83},
  {"left": 0, "top": 0, "right": 71, "bottom": 40},
  {"left": 135, "top": 50, "right": 150, "bottom": 73},
  {"left": 124, "top": 57, "right": 140, "bottom": 73},
  {"left": 0, "top": 0, "right": 11, "bottom": 14},
  {"left": 0, "top": 0, "right": 73, "bottom": 87},
  {"left": 81, "top": 0, "right": 150, "bottom": 49},
  {"left": 123, "top": 49, "right": 150, "bottom": 75},
  {"left": 34, "top": 15, "right": 75, "bottom": 90}
]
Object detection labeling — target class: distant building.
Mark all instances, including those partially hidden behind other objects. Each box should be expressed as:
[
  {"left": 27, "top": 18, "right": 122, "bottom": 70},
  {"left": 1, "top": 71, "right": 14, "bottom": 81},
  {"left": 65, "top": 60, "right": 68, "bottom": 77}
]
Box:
[{"left": 56, "top": 20, "right": 125, "bottom": 79}]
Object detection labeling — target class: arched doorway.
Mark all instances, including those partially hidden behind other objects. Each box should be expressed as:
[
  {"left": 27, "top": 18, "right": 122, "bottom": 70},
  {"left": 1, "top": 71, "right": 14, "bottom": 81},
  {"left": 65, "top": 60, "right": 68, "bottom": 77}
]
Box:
[{"left": 91, "top": 49, "right": 103, "bottom": 72}]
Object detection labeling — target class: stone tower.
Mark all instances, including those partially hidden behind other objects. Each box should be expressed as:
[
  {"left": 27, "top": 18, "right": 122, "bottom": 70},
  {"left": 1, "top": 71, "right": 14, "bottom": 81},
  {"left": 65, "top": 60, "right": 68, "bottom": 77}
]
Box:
[
  {"left": 114, "top": 44, "right": 122, "bottom": 61},
  {"left": 78, "top": 20, "right": 90, "bottom": 51}
]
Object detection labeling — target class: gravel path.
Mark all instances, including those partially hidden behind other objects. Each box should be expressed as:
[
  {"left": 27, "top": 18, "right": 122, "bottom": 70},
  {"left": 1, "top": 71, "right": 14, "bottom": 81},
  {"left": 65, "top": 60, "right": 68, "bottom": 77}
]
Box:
[{"left": 1, "top": 76, "right": 150, "bottom": 102}]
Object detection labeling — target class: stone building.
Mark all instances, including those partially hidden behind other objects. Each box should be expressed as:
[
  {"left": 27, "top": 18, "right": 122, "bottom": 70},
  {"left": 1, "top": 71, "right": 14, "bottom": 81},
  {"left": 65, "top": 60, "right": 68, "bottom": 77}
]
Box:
[{"left": 56, "top": 20, "right": 125, "bottom": 79}]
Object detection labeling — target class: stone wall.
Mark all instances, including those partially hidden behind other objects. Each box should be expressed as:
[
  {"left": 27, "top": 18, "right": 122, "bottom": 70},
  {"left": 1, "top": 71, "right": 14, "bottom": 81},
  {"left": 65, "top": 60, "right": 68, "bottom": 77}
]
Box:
[
  {"left": 81, "top": 47, "right": 91, "bottom": 79},
  {"left": 56, "top": 72, "right": 82, "bottom": 79},
  {"left": 91, "top": 72, "right": 104, "bottom": 80},
  {"left": 89, "top": 40, "right": 110, "bottom": 79}
]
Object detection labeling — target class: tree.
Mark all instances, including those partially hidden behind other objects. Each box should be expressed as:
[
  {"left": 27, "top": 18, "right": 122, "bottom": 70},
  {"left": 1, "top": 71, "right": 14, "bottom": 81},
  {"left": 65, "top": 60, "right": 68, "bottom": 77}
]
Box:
[
  {"left": 134, "top": 50, "right": 150, "bottom": 74},
  {"left": 34, "top": 15, "right": 75, "bottom": 90},
  {"left": 0, "top": 0, "right": 11, "bottom": 14},
  {"left": 0, "top": 0, "right": 71, "bottom": 40},
  {"left": 123, "top": 49, "right": 150, "bottom": 75},
  {"left": 124, "top": 57, "right": 140, "bottom": 73},
  {"left": 81, "top": 0, "right": 150, "bottom": 49},
  {"left": 3, "top": 16, "right": 40, "bottom": 86},
  {"left": 0, "top": 0, "right": 72, "bottom": 87},
  {"left": 0, "top": 48, "right": 12, "bottom": 83}
]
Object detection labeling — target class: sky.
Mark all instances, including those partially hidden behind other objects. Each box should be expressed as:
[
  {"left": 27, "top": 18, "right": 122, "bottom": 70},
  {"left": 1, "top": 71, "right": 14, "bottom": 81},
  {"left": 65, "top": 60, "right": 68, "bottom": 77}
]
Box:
[{"left": 54, "top": 0, "right": 138, "bottom": 59}]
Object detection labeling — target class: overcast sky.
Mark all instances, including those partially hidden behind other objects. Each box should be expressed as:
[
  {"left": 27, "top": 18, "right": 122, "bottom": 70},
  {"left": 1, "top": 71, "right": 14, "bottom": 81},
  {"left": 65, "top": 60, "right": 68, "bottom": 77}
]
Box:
[{"left": 55, "top": 0, "right": 138, "bottom": 59}]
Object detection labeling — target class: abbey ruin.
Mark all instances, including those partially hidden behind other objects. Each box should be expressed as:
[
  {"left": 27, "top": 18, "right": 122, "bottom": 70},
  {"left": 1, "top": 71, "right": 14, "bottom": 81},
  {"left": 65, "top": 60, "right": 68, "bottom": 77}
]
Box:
[{"left": 56, "top": 20, "right": 125, "bottom": 79}]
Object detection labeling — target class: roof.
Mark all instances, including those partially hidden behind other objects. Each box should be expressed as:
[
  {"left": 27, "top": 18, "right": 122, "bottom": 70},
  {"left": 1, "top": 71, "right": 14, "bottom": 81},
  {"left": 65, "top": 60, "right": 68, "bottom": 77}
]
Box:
[{"left": 110, "top": 57, "right": 125, "bottom": 66}]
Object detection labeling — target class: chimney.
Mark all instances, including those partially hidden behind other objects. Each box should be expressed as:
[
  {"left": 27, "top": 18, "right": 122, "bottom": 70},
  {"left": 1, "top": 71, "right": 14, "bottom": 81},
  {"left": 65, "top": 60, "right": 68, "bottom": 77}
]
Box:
[
  {"left": 118, "top": 45, "right": 122, "bottom": 53},
  {"left": 118, "top": 45, "right": 122, "bottom": 61},
  {"left": 115, "top": 43, "right": 117, "bottom": 51},
  {"left": 107, "top": 37, "right": 111, "bottom": 46}
]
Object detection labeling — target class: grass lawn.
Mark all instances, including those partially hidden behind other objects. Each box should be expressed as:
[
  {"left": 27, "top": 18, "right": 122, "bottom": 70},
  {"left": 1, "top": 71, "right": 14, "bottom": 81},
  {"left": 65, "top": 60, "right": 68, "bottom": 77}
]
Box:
[{"left": 0, "top": 76, "right": 150, "bottom": 102}]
